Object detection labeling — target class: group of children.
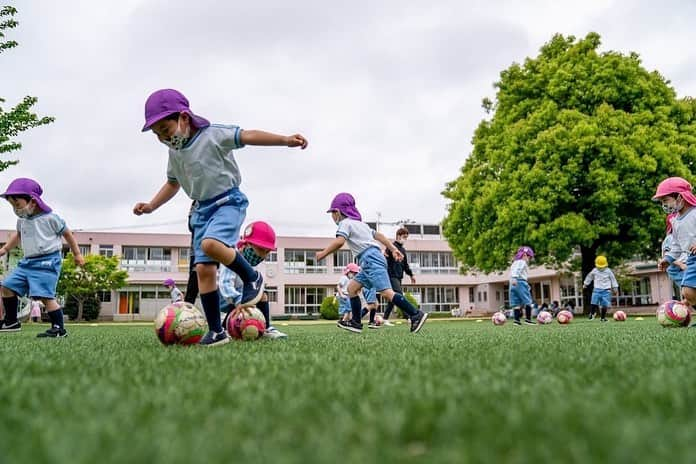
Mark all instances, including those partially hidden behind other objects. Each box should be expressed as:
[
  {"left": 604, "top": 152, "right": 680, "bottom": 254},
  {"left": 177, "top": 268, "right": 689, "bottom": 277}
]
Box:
[{"left": 0, "top": 88, "right": 426, "bottom": 343}]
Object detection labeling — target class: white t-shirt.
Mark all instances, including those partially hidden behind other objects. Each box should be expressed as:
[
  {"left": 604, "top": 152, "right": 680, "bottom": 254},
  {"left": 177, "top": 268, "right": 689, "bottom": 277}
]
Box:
[
  {"left": 16, "top": 212, "right": 66, "bottom": 258},
  {"left": 583, "top": 268, "right": 619, "bottom": 290},
  {"left": 509, "top": 259, "right": 528, "bottom": 282},
  {"left": 166, "top": 124, "right": 244, "bottom": 201},
  {"left": 666, "top": 208, "right": 696, "bottom": 264},
  {"left": 336, "top": 218, "right": 378, "bottom": 256},
  {"left": 337, "top": 275, "right": 350, "bottom": 297}
]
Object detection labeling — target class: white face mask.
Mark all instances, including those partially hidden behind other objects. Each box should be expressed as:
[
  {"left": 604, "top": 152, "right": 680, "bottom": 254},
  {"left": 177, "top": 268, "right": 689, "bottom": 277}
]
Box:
[
  {"left": 14, "top": 205, "right": 34, "bottom": 219},
  {"left": 661, "top": 196, "right": 683, "bottom": 214},
  {"left": 162, "top": 119, "right": 190, "bottom": 150}
]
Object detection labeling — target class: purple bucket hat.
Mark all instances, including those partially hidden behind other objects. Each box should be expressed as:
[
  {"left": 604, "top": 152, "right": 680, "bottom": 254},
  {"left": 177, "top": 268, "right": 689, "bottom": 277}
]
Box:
[
  {"left": 327, "top": 193, "right": 362, "bottom": 221},
  {"left": 514, "top": 246, "right": 534, "bottom": 260},
  {"left": 142, "top": 89, "right": 210, "bottom": 132},
  {"left": 1, "top": 178, "right": 52, "bottom": 213}
]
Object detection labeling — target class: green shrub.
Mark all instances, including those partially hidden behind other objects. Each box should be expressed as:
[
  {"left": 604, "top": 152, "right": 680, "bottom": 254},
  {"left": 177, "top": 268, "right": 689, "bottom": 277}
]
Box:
[
  {"left": 320, "top": 295, "right": 339, "bottom": 320},
  {"left": 64, "top": 294, "right": 101, "bottom": 321}
]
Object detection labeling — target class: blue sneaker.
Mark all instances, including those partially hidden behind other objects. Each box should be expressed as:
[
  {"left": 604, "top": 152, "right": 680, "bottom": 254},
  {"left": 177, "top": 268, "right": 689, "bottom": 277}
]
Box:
[
  {"left": 240, "top": 271, "right": 264, "bottom": 307},
  {"left": 199, "top": 330, "right": 230, "bottom": 347}
]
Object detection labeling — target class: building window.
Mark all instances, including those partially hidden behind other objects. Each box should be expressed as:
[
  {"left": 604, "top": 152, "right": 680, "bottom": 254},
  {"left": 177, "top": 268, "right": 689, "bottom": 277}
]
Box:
[
  {"left": 178, "top": 247, "right": 190, "bottom": 272},
  {"left": 409, "top": 286, "right": 459, "bottom": 312},
  {"left": 483, "top": 291, "right": 487, "bottom": 302},
  {"left": 422, "top": 224, "right": 441, "bottom": 235},
  {"left": 99, "top": 245, "right": 114, "bottom": 257},
  {"left": 404, "top": 224, "right": 421, "bottom": 235},
  {"left": 407, "top": 251, "right": 458, "bottom": 274},
  {"left": 98, "top": 291, "right": 112, "bottom": 303},
  {"left": 265, "top": 286, "right": 278, "bottom": 303},
  {"left": 560, "top": 275, "right": 583, "bottom": 310},
  {"left": 283, "top": 249, "right": 326, "bottom": 274},
  {"left": 469, "top": 287, "right": 475, "bottom": 303},
  {"left": 121, "top": 247, "right": 172, "bottom": 272},
  {"left": 333, "top": 250, "right": 354, "bottom": 273},
  {"left": 284, "top": 286, "right": 328, "bottom": 314},
  {"left": 496, "top": 291, "right": 501, "bottom": 302},
  {"left": 265, "top": 251, "right": 278, "bottom": 263},
  {"left": 477, "top": 291, "right": 481, "bottom": 302},
  {"left": 615, "top": 277, "right": 652, "bottom": 307}
]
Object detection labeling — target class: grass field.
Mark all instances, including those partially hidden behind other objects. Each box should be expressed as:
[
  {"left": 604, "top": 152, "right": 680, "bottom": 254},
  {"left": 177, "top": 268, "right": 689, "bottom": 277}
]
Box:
[{"left": 1, "top": 318, "right": 695, "bottom": 464}]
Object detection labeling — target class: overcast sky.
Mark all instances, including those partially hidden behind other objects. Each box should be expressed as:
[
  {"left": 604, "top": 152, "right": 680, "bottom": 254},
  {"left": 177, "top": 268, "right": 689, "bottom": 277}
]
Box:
[{"left": 3, "top": 0, "right": 696, "bottom": 238}]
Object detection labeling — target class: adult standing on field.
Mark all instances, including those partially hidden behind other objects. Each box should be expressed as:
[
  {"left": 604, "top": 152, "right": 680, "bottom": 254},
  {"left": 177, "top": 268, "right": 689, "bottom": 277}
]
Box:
[{"left": 383, "top": 227, "right": 416, "bottom": 325}]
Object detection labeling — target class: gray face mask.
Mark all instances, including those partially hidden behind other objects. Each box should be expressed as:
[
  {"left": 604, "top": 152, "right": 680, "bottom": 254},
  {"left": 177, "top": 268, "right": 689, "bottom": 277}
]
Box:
[
  {"left": 242, "top": 246, "right": 264, "bottom": 267},
  {"left": 662, "top": 196, "right": 683, "bottom": 214},
  {"left": 14, "top": 206, "right": 34, "bottom": 219}
]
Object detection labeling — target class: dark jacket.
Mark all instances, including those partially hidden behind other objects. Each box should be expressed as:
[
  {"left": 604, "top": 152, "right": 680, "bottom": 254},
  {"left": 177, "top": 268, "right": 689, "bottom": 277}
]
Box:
[{"left": 386, "top": 241, "right": 413, "bottom": 280}]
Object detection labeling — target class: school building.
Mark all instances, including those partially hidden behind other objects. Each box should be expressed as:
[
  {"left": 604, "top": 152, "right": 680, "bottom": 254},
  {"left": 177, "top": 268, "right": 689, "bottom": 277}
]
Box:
[{"left": 0, "top": 224, "right": 672, "bottom": 320}]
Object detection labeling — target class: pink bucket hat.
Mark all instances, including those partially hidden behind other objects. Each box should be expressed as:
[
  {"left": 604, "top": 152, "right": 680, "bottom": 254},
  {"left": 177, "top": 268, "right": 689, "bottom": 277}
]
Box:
[
  {"left": 327, "top": 193, "right": 362, "bottom": 221},
  {"left": 142, "top": 89, "right": 210, "bottom": 132},
  {"left": 343, "top": 263, "right": 360, "bottom": 275},
  {"left": 237, "top": 221, "right": 277, "bottom": 251},
  {"left": 653, "top": 177, "right": 696, "bottom": 205},
  {"left": 1, "top": 178, "right": 52, "bottom": 213}
]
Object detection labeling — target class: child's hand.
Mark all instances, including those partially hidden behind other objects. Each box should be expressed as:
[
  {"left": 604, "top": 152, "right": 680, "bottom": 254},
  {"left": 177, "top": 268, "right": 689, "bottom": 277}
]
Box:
[
  {"left": 74, "top": 254, "right": 85, "bottom": 267},
  {"left": 657, "top": 259, "right": 669, "bottom": 271},
  {"left": 315, "top": 251, "right": 324, "bottom": 262},
  {"left": 391, "top": 248, "right": 404, "bottom": 261},
  {"left": 133, "top": 202, "right": 153, "bottom": 215},
  {"left": 285, "top": 134, "right": 308, "bottom": 149},
  {"left": 676, "top": 261, "right": 688, "bottom": 271}
]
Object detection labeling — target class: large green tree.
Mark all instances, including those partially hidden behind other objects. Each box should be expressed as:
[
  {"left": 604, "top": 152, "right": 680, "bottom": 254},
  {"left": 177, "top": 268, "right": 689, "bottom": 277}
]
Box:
[
  {"left": 0, "top": 6, "right": 54, "bottom": 170},
  {"left": 443, "top": 33, "right": 696, "bottom": 309},
  {"left": 57, "top": 254, "right": 128, "bottom": 321}
]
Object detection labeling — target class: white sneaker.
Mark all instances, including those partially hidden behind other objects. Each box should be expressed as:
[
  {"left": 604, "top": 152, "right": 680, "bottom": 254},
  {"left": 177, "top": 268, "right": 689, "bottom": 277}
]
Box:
[
  {"left": 383, "top": 320, "right": 395, "bottom": 327},
  {"left": 263, "top": 326, "right": 288, "bottom": 340},
  {"left": 17, "top": 302, "right": 31, "bottom": 322}
]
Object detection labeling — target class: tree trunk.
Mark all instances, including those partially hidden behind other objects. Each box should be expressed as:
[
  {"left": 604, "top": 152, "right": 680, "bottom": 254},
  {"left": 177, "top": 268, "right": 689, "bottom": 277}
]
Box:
[
  {"left": 77, "top": 299, "right": 84, "bottom": 322},
  {"left": 580, "top": 245, "right": 597, "bottom": 315}
]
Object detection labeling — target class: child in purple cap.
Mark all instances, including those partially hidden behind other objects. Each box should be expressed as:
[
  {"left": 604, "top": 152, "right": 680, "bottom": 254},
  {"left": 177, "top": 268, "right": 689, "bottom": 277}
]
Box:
[
  {"left": 509, "top": 246, "right": 535, "bottom": 325},
  {"left": 0, "top": 178, "right": 85, "bottom": 337},
  {"left": 316, "top": 193, "right": 428, "bottom": 334},
  {"left": 134, "top": 88, "right": 307, "bottom": 347}
]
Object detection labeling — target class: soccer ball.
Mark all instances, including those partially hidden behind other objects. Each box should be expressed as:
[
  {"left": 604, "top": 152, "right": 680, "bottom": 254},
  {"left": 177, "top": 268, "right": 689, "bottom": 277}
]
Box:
[
  {"left": 374, "top": 314, "right": 385, "bottom": 326},
  {"left": 154, "top": 302, "right": 207, "bottom": 345},
  {"left": 536, "top": 310, "right": 553, "bottom": 324},
  {"left": 491, "top": 311, "right": 507, "bottom": 326},
  {"left": 657, "top": 300, "right": 691, "bottom": 327},
  {"left": 613, "top": 310, "right": 627, "bottom": 322},
  {"left": 226, "top": 306, "right": 267, "bottom": 340},
  {"left": 557, "top": 310, "right": 573, "bottom": 325}
]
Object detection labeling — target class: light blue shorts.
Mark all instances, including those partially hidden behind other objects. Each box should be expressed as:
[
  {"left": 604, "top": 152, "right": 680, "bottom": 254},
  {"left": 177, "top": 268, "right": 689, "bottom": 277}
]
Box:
[
  {"left": 591, "top": 288, "right": 612, "bottom": 307},
  {"left": 3, "top": 251, "right": 62, "bottom": 299},
  {"left": 338, "top": 296, "right": 351, "bottom": 315},
  {"left": 509, "top": 278, "right": 532, "bottom": 307},
  {"left": 354, "top": 247, "right": 392, "bottom": 293},
  {"left": 362, "top": 286, "right": 377, "bottom": 304},
  {"left": 681, "top": 255, "right": 696, "bottom": 289},
  {"left": 667, "top": 264, "right": 684, "bottom": 290},
  {"left": 190, "top": 188, "right": 248, "bottom": 265}
]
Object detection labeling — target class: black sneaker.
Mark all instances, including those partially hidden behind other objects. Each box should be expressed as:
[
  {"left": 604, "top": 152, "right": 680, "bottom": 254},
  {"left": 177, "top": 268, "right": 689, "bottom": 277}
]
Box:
[
  {"left": 337, "top": 320, "right": 362, "bottom": 333},
  {"left": 240, "top": 271, "right": 264, "bottom": 307},
  {"left": 199, "top": 330, "right": 230, "bottom": 346},
  {"left": 410, "top": 311, "right": 428, "bottom": 333},
  {"left": 367, "top": 322, "right": 382, "bottom": 329},
  {"left": 600, "top": 318, "right": 608, "bottom": 322},
  {"left": 524, "top": 319, "right": 535, "bottom": 325},
  {"left": 0, "top": 320, "right": 21, "bottom": 333},
  {"left": 37, "top": 326, "right": 67, "bottom": 338},
  {"left": 513, "top": 320, "right": 522, "bottom": 325},
  {"left": 588, "top": 314, "right": 595, "bottom": 320}
]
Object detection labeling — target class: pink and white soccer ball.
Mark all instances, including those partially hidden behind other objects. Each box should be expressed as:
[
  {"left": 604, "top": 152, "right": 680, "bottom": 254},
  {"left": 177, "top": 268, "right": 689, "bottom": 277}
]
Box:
[
  {"left": 491, "top": 311, "right": 507, "bottom": 326},
  {"left": 556, "top": 310, "right": 573, "bottom": 325},
  {"left": 657, "top": 300, "right": 691, "bottom": 327},
  {"left": 613, "top": 310, "right": 627, "bottom": 322},
  {"left": 536, "top": 310, "right": 553, "bottom": 324},
  {"left": 374, "top": 315, "right": 385, "bottom": 326}
]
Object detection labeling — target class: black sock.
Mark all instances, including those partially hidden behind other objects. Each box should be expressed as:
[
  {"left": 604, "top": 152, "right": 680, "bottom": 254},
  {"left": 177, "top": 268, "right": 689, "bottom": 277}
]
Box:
[
  {"left": 48, "top": 308, "right": 64, "bottom": 330},
  {"left": 590, "top": 305, "right": 598, "bottom": 317},
  {"left": 524, "top": 305, "right": 531, "bottom": 320},
  {"left": 392, "top": 293, "right": 418, "bottom": 318},
  {"left": 257, "top": 299, "right": 270, "bottom": 328},
  {"left": 384, "top": 302, "right": 394, "bottom": 320},
  {"left": 184, "top": 269, "right": 199, "bottom": 304},
  {"left": 600, "top": 307, "right": 607, "bottom": 319},
  {"left": 225, "top": 251, "right": 256, "bottom": 283},
  {"left": 350, "top": 296, "right": 362, "bottom": 324},
  {"left": 514, "top": 309, "right": 521, "bottom": 322},
  {"left": 200, "top": 290, "right": 222, "bottom": 333},
  {"left": 360, "top": 307, "right": 368, "bottom": 319},
  {"left": 2, "top": 296, "right": 18, "bottom": 323},
  {"left": 369, "top": 308, "right": 376, "bottom": 323}
]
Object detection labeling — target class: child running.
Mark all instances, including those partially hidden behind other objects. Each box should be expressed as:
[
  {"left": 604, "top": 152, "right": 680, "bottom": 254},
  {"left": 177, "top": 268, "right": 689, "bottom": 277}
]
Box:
[
  {"left": 316, "top": 193, "right": 427, "bottom": 334},
  {"left": 509, "top": 246, "right": 535, "bottom": 325},
  {"left": 133, "top": 89, "right": 307, "bottom": 346},
  {"left": 0, "top": 178, "right": 85, "bottom": 337},
  {"left": 163, "top": 278, "right": 184, "bottom": 303},
  {"left": 336, "top": 263, "right": 381, "bottom": 328},
  {"left": 582, "top": 255, "right": 619, "bottom": 322}
]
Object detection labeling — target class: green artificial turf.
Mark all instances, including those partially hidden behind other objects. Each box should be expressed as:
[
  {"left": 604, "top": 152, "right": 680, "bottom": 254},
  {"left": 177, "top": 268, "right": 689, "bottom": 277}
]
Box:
[{"left": 0, "top": 319, "right": 694, "bottom": 464}]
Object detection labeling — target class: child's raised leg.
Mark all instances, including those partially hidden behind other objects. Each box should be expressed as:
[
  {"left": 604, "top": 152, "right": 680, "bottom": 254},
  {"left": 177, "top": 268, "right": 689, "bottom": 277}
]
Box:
[
  {"left": 201, "top": 239, "right": 263, "bottom": 306},
  {"left": 380, "top": 288, "right": 428, "bottom": 333}
]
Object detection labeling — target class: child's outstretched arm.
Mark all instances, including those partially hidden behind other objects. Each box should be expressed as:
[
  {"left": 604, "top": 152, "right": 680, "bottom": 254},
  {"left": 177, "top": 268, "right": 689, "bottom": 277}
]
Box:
[
  {"left": 62, "top": 228, "right": 85, "bottom": 266},
  {"left": 133, "top": 181, "right": 180, "bottom": 215},
  {"left": 316, "top": 236, "right": 346, "bottom": 261},
  {"left": 375, "top": 232, "right": 402, "bottom": 261},
  {"left": 240, "top": 130, "right": 308, "bottom": 149},
  {"left": 0, "top": 231, "right": 20, "bottom": 257}
]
